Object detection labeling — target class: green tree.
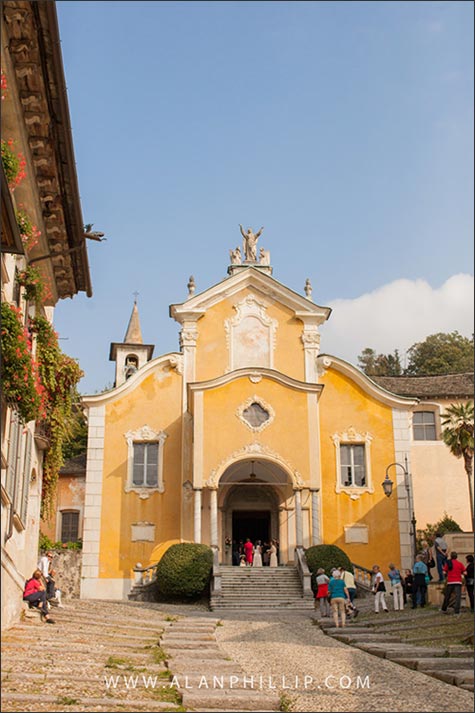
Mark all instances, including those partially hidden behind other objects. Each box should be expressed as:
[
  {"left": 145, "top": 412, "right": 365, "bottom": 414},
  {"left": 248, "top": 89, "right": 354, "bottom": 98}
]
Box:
[
  {"left": 416, "top": 513, "right": 463, "bottom": 550},
  {"left": 405, "top": 332, "right": 474, "bottom": 376},
  {"left": 62, "top": 405, "right": 88, "bottom": 461},
  {"left": 357, "top": 348, "right": 402, "bottom": 376},
  {"left": 441, "top": 402, "right": 474, "bottom": 532}
]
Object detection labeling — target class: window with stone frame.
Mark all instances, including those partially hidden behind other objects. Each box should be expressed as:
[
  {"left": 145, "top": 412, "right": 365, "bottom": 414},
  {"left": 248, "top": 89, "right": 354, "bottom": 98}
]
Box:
[
  {"left": 340, "top": 444, "right": 366, "bottom": 488},
  {"left": 413, "top": 411, "right": 437, "bottom": 441},
  {"left": 61, "top": 510, "right": 80, "bottom": 542},
  {"left": 132, "top": 442, "right": 159, "bottom": 487}
]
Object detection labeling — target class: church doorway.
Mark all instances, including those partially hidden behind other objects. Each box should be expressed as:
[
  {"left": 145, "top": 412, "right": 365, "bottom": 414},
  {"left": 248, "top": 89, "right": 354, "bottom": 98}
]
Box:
[
  {"left": 218, "top": 458, "right": 293, "bottom": 564},
  {"left": 232, "top": 510, "right": 270, "bottom": 544}
]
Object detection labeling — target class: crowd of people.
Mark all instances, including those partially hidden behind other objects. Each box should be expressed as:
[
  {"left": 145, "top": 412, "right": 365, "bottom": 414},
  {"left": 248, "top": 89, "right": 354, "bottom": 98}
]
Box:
[
  {"left": 22, "top": 550, "right": 63, "bottom": 625},
  {"left": 231, "top": 538, "right": 279, "bottom": 567},
  {"left": 313, "top": 540, "right": 474, "bottom": 628}
]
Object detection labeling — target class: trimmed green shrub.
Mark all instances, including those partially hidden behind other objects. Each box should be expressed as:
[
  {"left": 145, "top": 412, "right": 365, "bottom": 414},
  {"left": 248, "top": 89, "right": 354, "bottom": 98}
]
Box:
[
  {"left": 155, "top": 543, "right": 213, "bottom": 600},
  {"left": 305, "top": 544, "right": 353, "bottom": 580}
]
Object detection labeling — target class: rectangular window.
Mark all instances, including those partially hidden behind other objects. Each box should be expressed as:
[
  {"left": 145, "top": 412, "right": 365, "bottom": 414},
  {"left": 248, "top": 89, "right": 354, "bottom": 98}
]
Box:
[
  {"left": 340, "top": 444, "right": 366, "bottom": 487},
  {"left": 132, "top": 442, "right": 159, "bottom": 487},
  {"left": 61, "top": 511, "right": 80, "bottom": 542},
  {"left": 413, "top": 411, "right": 437, "bottom": 441}
]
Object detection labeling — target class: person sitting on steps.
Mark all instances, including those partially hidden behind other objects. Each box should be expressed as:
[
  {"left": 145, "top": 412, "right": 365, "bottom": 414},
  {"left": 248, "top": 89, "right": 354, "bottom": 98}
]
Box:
[{"left": 23, "top": 570, "right": 55, "bottom": 624}]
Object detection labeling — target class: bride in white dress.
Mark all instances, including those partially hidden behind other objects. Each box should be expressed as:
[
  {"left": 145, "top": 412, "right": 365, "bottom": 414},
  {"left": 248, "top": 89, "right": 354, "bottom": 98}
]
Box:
[
  {"left": 253, "top": 541, "right": 263, "bottom": 567},
  {"left": 269, "top": 540, "right": 278, "bottom": 567}
]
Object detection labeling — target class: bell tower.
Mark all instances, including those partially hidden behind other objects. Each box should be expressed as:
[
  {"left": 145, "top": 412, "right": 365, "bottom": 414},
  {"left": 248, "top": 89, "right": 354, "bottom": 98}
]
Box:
[{"left": 109, "top": 298, "right": 154, "bottom": 386}]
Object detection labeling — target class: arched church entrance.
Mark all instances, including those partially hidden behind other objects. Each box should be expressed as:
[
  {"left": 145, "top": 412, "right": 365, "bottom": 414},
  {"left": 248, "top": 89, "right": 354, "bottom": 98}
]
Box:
[{"left": 218, "top": 459, "right": 293, "bottom": 565}]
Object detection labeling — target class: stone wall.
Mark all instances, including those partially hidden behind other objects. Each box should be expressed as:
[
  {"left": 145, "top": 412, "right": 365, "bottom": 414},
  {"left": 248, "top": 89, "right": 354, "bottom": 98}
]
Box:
[{"left": 49, "top": 550, "right": 82, "bottom": 599}]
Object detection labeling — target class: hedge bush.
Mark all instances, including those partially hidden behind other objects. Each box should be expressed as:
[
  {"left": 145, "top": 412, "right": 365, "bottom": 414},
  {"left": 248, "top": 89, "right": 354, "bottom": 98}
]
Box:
[
  {"left": 155, "top": 543, "right": 213, "bottom": 600},
  {"left": 305, "top": 544, "right": 353, "bottom": 589}
]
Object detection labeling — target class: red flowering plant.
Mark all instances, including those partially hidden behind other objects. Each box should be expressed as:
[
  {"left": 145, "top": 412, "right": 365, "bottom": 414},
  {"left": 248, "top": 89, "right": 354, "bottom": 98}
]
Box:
[
  {"left": 16, "top": 265, "right": 45, "bottom": 308},
  {"left": 1, "top": 70, "right": 7, "bottom": 100},
  {"left": 1, "top": 138, "right": 26, "bottom": 190},
  {"left": 30, "top": 316, "right": 83, "bottom": 518},
  {"left": 16, "top": 208, "right": 41, "bottom": 252},
  {"left": 1, "top": 305, "right": 83, "bottom": 517},
  {"left": 0, "top": 303, "right": 46, "bottom": 423}
]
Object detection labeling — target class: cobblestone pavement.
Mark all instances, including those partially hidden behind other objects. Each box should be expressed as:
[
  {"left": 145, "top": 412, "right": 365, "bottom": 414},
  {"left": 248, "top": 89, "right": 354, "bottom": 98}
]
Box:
[
  {"left": 213, "top": 608, "right": 474, "bottom": 712},
  {"left": 1, "top": 599, "right": 473, "bottom": 712}
]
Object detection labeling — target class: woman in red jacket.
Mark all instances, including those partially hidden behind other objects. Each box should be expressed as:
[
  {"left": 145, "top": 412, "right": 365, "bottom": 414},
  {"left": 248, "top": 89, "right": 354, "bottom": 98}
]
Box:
[{"left": 23, "top": 570, "right": 55, "bottom": 623}]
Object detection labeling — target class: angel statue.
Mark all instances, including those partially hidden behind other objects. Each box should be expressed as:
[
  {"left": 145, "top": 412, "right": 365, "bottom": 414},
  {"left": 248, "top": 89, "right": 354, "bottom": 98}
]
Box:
[
  {"left": 239, "top": 224, "right": 264, "bottom": 262},
  {"left": 229, "top": 246, "right": 242, "bottom": 265}
]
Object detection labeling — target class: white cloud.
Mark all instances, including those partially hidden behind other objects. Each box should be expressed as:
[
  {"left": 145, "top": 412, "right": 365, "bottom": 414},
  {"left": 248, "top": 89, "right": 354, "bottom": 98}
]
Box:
[{"left": 319, "top": 274, "right": 474, "bottom": 368}]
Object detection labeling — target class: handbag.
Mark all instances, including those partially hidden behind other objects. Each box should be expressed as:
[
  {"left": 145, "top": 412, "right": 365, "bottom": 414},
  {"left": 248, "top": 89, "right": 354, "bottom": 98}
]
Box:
[
  {"left": 424, "top": 575, "right": 430, "bottom": 585},
  {"left": 428, "top": 557, "right": 435, "bottom": 568}
]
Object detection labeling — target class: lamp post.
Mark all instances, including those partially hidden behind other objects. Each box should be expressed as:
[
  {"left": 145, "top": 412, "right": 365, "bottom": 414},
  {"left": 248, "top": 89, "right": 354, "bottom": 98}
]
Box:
[{"left": 382, "top": 456, "right": 417, "bottom": 561}]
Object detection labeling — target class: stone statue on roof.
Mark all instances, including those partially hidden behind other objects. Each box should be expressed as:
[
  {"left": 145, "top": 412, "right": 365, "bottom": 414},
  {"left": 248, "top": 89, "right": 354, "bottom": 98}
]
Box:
[{"left": 239, "top": 224, "right": 264, "bottom": 262}]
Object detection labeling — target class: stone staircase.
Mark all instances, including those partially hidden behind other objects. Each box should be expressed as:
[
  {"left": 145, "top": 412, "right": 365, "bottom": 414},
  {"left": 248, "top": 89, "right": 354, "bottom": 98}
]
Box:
[
  {"left": 1, "top": 599, "right": 279, "bottom": 712},
  {"left": 319, "top": 608, "right": 474, "bottom": 693},
  {"left": 211, "top": 565, "right": 314, "bottom": 610}
]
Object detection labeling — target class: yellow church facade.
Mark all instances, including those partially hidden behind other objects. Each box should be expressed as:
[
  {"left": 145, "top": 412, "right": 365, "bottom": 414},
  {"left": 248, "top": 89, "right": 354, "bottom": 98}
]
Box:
[{"left": 81, "top": 249, "right": 418, "bottom": 600}]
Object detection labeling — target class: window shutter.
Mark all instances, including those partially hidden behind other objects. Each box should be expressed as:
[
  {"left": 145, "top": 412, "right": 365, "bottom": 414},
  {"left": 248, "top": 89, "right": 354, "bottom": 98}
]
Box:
[
  {"left": 19, "top": 430, "right": 32, "bottom": 523},
  {"left": 5, "top": 411, "right": 20, "bottom": 499}
]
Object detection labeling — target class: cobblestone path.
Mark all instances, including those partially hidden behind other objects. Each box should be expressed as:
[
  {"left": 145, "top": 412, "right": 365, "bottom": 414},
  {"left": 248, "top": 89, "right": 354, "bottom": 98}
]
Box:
[{"left": 2, "top": 599, "right": 473, "bottom": 712}]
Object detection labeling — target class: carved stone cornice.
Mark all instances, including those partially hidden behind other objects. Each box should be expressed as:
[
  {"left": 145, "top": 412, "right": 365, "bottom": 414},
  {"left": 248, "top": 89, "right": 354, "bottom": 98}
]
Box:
[{"left": 2, "top": 1, "right": 91, "bottom": 300}]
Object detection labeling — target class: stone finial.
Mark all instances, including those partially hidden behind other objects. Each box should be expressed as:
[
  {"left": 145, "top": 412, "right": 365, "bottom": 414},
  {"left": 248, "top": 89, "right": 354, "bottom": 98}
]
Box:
[
  {"left": 187, "top": 275, "right": 196, "bottom": 297},
  {"left": 304, "top": 278, "right": 312, "bottom": 300}
]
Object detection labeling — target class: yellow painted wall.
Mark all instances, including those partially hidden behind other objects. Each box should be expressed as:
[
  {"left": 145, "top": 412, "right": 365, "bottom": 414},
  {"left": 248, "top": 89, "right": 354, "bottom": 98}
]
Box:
[
  {"left": 99, "top": 366, "right": 182, "bottom": 578},
  {"left": 42, "top": 475, "right": 85, "bottom": 542},
  {"left": 194, "top": 288, "right": 305, "bottom": 382},
  {"left": 319, "top": 368, "right": 401, "bottom": 569},
  {"left": 201, "top": 376, "right": 311, "bottom": 481}
]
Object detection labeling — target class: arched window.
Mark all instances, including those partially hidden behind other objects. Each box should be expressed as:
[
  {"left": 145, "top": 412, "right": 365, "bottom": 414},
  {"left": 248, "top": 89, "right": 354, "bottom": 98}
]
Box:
[{"left": 124, "top": 354, "right": 139, "bottom": 380}]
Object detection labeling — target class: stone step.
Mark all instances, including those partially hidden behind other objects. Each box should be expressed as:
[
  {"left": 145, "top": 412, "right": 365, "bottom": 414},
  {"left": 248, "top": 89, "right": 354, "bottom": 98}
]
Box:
[
  {"left": 331, "top": 633, "right": 403, "bottom": 644},
  {"left": 161, "top": 633, "right": 215, "bottom": 641},
  {"left": 162, "top": 642, "right": 221, "bottom": 652},
  {"left": 169, "top": 660, "right": 241, "bottom": 674},
  {"left": 165, "top": 648, "right": 223, "bottom": 659},
  {"left": 10, "top": 623, "right": 160, "bottom": 642},
  {"left": 181, "top": 689, "right": 279, "bottom": 711},
  {"left": 417, "top": 658, "right": 474, "bottom": 671},
  {"left": 0, "top": 692, "right": 181, "bottom": 711},
  {"left": 428, "top": 670, "right": 474, "bottom": 686}
]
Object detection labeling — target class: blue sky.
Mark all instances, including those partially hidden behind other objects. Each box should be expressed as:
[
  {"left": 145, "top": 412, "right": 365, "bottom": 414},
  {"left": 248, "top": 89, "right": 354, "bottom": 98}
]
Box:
[{"left": 54, "top": 1, "right": 474, "bottom": 392}]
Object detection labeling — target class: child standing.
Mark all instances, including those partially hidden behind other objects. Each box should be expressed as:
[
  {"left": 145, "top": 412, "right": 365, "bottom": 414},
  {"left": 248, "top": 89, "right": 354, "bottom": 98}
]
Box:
[
  {"left": 315, "top": 568, "right": 330, "bottom": 617},
  {"left": 372, "top": 565, "right": 388, "bottom": 613}
]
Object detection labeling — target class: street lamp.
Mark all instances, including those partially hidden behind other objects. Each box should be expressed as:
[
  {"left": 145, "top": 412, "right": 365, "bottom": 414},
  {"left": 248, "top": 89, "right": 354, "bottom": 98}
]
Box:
[{"left": 383, "top": 457, "right": 417, "bottom": 561}]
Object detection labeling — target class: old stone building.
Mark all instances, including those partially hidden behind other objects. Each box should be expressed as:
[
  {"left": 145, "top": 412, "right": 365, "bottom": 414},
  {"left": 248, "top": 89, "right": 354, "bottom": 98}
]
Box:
[{"left": 1, "top": 1, "right": 92, "bottom": 628}]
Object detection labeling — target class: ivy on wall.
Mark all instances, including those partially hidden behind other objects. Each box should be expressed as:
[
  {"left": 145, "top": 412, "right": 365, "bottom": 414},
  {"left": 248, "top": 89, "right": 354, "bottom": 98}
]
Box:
[{"left": 0, "top": 305, "right": 83, "bottom": 518}]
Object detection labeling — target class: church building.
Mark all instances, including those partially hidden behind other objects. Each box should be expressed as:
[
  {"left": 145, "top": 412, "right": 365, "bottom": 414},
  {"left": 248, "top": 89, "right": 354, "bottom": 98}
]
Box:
[{"left": 81, "top": 231, "right": 419, "bottom": 600}]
